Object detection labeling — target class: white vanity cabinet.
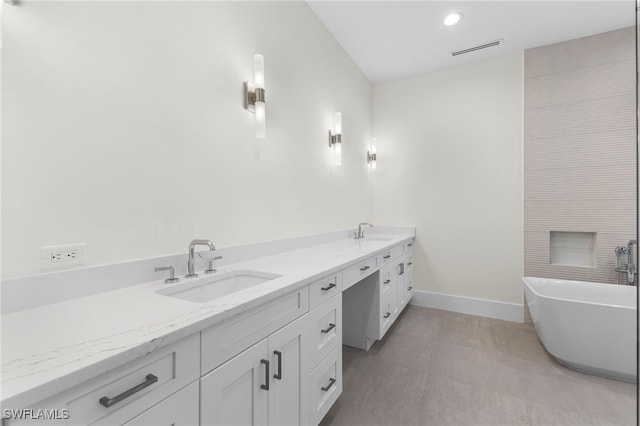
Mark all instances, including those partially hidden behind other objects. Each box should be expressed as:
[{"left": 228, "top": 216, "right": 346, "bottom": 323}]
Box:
[
  {"left": 5, "top": 334, "right": 200, "bottom": 426},
  {"left": 3, "top": 234, "right": 416, "bottom": 426},
  {"left": 200, "top": 313, "right": 309, "bottom": 426}
]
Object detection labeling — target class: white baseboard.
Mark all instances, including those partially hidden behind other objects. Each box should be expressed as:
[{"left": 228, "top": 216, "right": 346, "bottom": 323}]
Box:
[{"left": 410, "top": 290, "right": 524, "bottom": 323}]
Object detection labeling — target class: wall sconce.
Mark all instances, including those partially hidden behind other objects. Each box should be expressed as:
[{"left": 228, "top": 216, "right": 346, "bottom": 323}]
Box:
[
  {"left": 244, "top": 54, "right": 266, "bottom": 139},
  {"left": 367, "top": 141, "right": 377, "bottom": 169},
  {"left": 329, "top": 112, "right": 342, "bottom": 166}
]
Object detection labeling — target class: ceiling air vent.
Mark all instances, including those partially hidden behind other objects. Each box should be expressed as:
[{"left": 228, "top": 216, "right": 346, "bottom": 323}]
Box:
[{"left": 451, "top": 39, "right": 503, "bottom": 57}]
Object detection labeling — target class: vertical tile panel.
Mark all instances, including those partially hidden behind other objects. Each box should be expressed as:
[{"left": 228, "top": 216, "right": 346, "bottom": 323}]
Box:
[{"left": 523, "top": 27, "right": 637, "bottom": 323}]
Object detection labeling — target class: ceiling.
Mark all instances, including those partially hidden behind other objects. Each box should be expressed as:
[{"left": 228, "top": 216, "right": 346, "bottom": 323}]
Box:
[{"left": 306, "top": 1, "right": 635, "bottom": 83}]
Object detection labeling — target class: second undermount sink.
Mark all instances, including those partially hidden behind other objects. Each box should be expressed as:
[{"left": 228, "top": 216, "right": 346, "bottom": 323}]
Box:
[
  {"left": 363, "top": 236, "right": 393, "bottom": 241},
  {"left": 157, "top": 270, "right": 281, "bottom": 303}
]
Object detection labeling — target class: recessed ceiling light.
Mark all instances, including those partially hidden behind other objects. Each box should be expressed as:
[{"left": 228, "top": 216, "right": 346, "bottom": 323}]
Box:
[{"left": 444, "top": 12, "right": 463, "bottom": 26}]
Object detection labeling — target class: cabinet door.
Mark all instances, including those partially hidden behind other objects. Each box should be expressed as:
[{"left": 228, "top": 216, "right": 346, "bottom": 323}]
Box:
[
  {"left": 402, "top": 254, "right": 414, "bottom": 306},
  {"left": 123, "top": 381, "right": 199, "bottom": 426},
  {"left": 201, "top": 339, "right": 269, "bottom": 426},
  {"left": 268, "top": 314, "right": 309, "bottom": 426},
  {"left": 396, "top": 259, "right": 405, "bottom": 309}
]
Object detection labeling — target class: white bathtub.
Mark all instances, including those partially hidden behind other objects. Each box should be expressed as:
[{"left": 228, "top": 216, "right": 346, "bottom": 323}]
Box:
[{"left": 523, "top": 276, "right": 636, "bottom": 382}]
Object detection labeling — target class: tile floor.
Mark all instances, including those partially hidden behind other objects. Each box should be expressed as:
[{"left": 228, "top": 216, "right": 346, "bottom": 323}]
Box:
[{"left": 320, "top": 305, "right": 636, "bottom": 426}]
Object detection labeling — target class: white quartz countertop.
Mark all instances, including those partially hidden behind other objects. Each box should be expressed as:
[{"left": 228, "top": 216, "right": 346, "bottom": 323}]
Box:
[{"left": 1, "top": 231, "right": 414, "bottom": 409}]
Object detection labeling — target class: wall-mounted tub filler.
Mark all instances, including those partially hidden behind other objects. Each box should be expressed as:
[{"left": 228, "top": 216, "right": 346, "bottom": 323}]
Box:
[
  {"left": 354, "top": 222, "right": 372, "bottom": 239},
  {"left": 615, "top": 239, "right": 637, "bottom": 285},
  {"left": 186, "top": 239, "right": 216, "bottom": 278}
]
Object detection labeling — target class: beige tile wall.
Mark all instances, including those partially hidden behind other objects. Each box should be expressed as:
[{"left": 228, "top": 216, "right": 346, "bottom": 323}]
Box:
[{"left": 524, "top": 27, "right": 637, "bottom": 298}]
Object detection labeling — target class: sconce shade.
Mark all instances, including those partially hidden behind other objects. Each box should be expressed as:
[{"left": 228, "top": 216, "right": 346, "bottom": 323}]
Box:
[
  {"left": 254, "top": 54, "right": 265, "bottom": 89},
  {"left": 244, "top": 54, "right": 266, "bottom": 139},
  {"left": 255, "top": 102, "right": 266, "bottom": 139},
  {"left": 329, "top": 112, "right": 343, "bottom": 167}
]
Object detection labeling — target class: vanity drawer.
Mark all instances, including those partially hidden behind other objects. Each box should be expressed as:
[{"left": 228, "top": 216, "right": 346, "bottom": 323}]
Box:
[
  {"left": 309, "top": 346, "right": 342, "bottom": 426},
  {"left": 308, "top": 293, "right": 342, "bottom": 369},
  {"left": 201, "top": 286, "right": 309, "bottom": 374},
  {"left": 379, "top": 263, "right": 395, "bottom": 300},
  {"left": 405, "top": 254, "right": 413, "bottom": 273},
  {"left": 343, "top": 255, "right": 378, "bottom": 291},
  {"left": 380, "top": 243, "right": 404, "bottom": 265},
  {"left": 379, "top": 293, "right": 396, "bottom": 339},
  {"left": 309, "top": 272, "right": 342, "bottom": 309},
  {"left": 6, "top": 335, "right": 200, "bottom": 426},
  {"left": 401, "top": 273, "right": 413, "bottom": 308},
  {"left": 122, "top": 380, "right": 199, "bottom": 426},
  {"left": 404, "top": 239, "right": 414, "bottom": 252}
]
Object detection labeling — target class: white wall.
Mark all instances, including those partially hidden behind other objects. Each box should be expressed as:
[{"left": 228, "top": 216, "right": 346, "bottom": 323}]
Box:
[
  {"left": 1, "top": 1, "right": 373, "bottom": 278},
  {"left": 372, "top": 53, "right": 523, "bottom": 304}
]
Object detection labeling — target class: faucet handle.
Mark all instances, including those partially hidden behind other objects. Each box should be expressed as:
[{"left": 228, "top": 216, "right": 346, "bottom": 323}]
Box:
[
  {"left": 204, "top": 256, "right": 223, "bottom": 274},
  {"left": 155, "top": 266, "right": 180, "bottom": 283}
]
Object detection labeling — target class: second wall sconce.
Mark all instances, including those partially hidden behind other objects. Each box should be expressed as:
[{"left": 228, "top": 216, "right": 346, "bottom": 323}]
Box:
[
  {"left": 329, "top": 112, "right": 342, "bottom": 166},
  {"left": 367, "top": 140, "right": 377, "bottom": 169},
  {"left": 244, "top": 54, "right": 266, "bottom": 139}
]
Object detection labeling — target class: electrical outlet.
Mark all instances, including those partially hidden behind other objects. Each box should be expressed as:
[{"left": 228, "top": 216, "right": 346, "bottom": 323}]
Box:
[{"left": 40, "top": 243, "right": 86, "bottom": 271}]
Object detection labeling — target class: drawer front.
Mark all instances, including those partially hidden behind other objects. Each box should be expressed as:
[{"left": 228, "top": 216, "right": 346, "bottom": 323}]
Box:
[
  {"left": 379, "top": 243, "right": 404, "bottom": 266},
  {"left": 309, "top": 272, "right": 342, "bottom": 309},
  {"left": 379, "top": 293, "right": 396, "bottom": 339},
  {"left": 343, "top": 256, "right": 378, "bottom": 291},
  {"left": 308, "top": 293, "right": 342, "bottom": 369},
  {"left": 379, "top": 263, "right": 395, "bottom": 300},
  {"left": 122, "top": 380, "right": 199, "bottom": 426},
  {"left": 6, "top": 335, "right": 200, "bottom": 426},
  {"left": 201, "top": 286, "right": 309, "bottom": 374},
  {"left": 402, "top": 273, "right": 413, "bottom": 307},
  {"left": 309, "top": 346, "right": 342, "bottom": 426}
]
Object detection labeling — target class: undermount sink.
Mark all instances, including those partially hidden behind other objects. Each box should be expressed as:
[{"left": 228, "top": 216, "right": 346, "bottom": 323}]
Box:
[
  {"left": 157, "top": 270, "right": 281, "bottom": 303},
  {"left": 363, "top": 236, "right": 392, "bottom": 241}
]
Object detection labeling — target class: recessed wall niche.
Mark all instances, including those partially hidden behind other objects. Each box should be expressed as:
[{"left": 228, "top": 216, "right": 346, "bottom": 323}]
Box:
[{"left": 549, "top": 231, "right": 596, "bottom": 267}]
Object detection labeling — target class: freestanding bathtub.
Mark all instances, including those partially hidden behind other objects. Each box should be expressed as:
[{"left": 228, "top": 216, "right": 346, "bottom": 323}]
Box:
[{"left": 523, "top": 276, "right": 636, "bottom": 382}]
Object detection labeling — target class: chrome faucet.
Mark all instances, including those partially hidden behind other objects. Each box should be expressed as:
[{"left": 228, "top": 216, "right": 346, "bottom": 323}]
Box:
[
  {"left": 615, "top": 240, "right": 637, "bottom": 285},
  {"left": 354, "top": 222, "right": 372, "bottom": 239},
  {"left": 186, "top": 239, "right": 216, "bottom": 278}
]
